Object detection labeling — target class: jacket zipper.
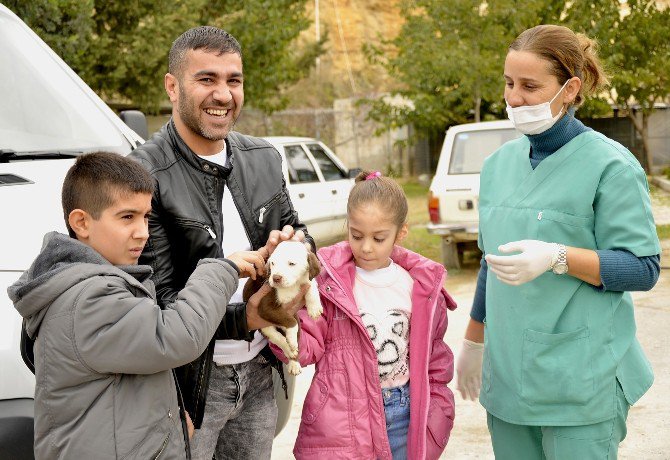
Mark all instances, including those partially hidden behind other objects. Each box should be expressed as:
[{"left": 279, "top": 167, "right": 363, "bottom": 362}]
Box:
[
  {"left": 257, "top": 193, "right": 282, "bottom": 224},
  {"left": 173, "top": 217, "right": 216, "bottom": 239},
  {"left": 319, "top": 257, "right": 445, "bottom": 459},
  {"left": 318, "top": 284, "right": 393, "bottom": 458},
  {"left": 153, "top": 432, "right": 170, "bottom": 459},
  {"left": 226, "top": 178, "right": 255, "bottom": 247}
]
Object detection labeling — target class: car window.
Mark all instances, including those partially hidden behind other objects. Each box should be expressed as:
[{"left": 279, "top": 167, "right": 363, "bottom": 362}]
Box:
[
  {"left": 284, "top": 145, "right": 319, "bottom": 183},
  {"left": 449, "top": 128, "right": 521, "bottom": 174},
  {"left": 306, "top": 144, "right": 347, "bottom": 181},
  {"left": 0, "top": 12, "right": 128, "bottom": 154}
]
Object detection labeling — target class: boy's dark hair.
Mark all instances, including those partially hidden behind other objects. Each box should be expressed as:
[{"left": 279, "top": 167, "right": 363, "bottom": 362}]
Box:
[
  {"left": 348, "top": 171, "right": 408, "bottom": 228},
  {"left": 62, "top": 152, "right": 154, "bottom": 237},
  {"left": 168, "top": 26, "right": 242, "bottom": 78}
]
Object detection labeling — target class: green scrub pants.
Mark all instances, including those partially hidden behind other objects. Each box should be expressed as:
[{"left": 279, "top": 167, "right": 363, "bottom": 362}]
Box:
[{"left": 487, "top": 382, "right": 630, "bottom": 460}]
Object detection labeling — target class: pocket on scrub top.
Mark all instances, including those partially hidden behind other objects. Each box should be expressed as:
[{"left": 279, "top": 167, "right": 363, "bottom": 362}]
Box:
[
  {"left": 537, "top": 209, "right": 596, "bottom": 249},
  {"left": 521, "top": 326, "right": 594, "bottom": 406}
]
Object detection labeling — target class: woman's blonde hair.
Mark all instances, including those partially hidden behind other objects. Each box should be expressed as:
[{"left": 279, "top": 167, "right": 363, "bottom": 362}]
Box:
[
  {"left": 509, "top": 24, "right": 609, "bottom": 106},
  {"left": 347, "top": 171, "right": 408, "bottom": 228}
]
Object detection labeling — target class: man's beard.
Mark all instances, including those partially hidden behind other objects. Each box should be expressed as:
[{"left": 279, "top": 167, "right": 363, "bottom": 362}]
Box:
[{"left": 178, "top": 92, "right": 237, "bottom": 141}]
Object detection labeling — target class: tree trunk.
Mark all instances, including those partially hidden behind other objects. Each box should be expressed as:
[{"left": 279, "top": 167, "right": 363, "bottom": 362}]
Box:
[
  {"left": 627, "top": 109, "right": 652, "bottom": 172},
  {"left": 642, "top": 114, "right": 652, "bottom": 173},
  {"left": 474, "top": 90, "right": 481, "bottom": 123}
]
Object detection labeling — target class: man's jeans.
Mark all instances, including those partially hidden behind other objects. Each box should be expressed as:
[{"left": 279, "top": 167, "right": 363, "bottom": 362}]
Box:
[
  {"left": 383, "top": 383, "right": 410, "bottom": 460},
  {"left": 190, "top": 353, "right": 277, "bottom": 460}
]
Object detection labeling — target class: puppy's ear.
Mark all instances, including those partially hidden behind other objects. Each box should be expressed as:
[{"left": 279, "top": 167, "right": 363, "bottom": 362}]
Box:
[{"left": 307, "top": 252, "right": 321, "bottom": 280}]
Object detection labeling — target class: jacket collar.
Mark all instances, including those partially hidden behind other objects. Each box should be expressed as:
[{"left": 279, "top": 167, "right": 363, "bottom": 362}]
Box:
[
  {"left": 319, "top": 241, "right": 445, "bottom": 285},
  {"left": 317, "top": 241, "right": 448, "bottom": 310},
  {"left": 166, "top": 118, "right": 232, "bottom": 179}
]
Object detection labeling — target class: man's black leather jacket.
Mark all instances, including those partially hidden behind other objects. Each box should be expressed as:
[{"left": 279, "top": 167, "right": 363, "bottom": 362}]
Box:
[{"left": 130, "top": 120, "right": 314, "bottom": 427}]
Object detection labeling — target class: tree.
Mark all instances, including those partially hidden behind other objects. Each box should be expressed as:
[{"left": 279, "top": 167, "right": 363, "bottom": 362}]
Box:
[
  {"left": 583, "top": 0, "right": 670, "bottom": 172},
  {"left": 365, "top": 0, "right": 670, "bottom": 167},
  {"left": 5, "top": 0, "right": 323, "bottom": 114},
  {"left": 200, "top": 0, "right": 324, "bottom": 114},
  {"left": 364, "top": 0, "right": 566, "bottom": 139}
]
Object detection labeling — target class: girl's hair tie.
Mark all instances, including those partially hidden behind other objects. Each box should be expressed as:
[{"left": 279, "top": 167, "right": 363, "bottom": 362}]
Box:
[{"left": 365, "top": 171, "right": 382, "bottom": 181}]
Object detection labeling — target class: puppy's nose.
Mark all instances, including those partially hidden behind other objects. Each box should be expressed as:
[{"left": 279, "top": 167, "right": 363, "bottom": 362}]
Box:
[{"left": 272, "top": 275, "right": 283, "bottom": 284}]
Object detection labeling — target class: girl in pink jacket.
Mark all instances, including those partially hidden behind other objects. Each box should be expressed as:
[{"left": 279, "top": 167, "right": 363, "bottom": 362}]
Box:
[{"left": 274, "top": 170, "right": 456, "bottom": 459}]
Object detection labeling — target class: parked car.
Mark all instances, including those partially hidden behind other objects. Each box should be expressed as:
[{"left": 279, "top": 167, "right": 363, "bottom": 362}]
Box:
[
  {"left": 427, "top": 120, "right": 521, "bottom": 268},
  {"left": 263, "top": 136, "right": 359, "bottom": 244}
]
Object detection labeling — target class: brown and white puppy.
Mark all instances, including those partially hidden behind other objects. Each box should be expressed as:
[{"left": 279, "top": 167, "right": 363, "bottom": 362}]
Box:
[{"left": 243, "top": 241, "right": 322, "bottom": 375}]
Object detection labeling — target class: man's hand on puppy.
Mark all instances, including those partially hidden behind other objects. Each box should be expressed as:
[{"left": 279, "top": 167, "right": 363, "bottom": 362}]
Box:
[
  {"left": 260, "top": 225, "right": 311, "bottom": 259},
  {"left": 225, "top": 251, "right": 266, "bottom": 280},
  {"left": 245, "top": 282, "right": 310, "bottom": 331}
]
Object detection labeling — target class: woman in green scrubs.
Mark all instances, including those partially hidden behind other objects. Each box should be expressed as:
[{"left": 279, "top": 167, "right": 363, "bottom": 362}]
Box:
[{"left": 455, "top": 25, "right": 660, "bottom": 459}]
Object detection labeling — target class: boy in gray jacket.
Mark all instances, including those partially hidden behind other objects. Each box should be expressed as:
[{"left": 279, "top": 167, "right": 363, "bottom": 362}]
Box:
[{"left": 8, "top": 152, "right": 272, "bottom": 459}]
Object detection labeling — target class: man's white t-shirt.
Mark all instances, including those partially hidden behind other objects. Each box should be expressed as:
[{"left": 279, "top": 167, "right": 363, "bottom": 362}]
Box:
[{"left": 198, "top": 143, "right": 267, "bottom": 365}]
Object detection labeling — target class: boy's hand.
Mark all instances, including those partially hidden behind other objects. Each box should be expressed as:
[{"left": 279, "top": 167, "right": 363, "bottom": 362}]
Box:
[
  {"left": 246, "top": 283, "right": 310, "bottom": 330},
  {"left": 226, "top": 251, "right": 266, "bottom": 280},
  {"left": 259, "top": 225, "right": 310, "bottom": 259},
  {"left": 185, "top": 411, "right": 195, "bottom": 440}
]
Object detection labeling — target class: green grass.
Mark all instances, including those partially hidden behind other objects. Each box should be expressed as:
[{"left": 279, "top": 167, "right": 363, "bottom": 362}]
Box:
[
  {"left": 403, "top": 226, "right": 442, "bottom": 262},
  {"left": 398, "top": 180, "right": 448, "bottom": 264},
  {"left": 400, "top": 180, "right": 429, "bottom": 200},
  {"left": 400, "top": 180, "right": 430, "bottom": 227},
  {"left": 657, "top": 224, "right": 670, "bottom": 240}
]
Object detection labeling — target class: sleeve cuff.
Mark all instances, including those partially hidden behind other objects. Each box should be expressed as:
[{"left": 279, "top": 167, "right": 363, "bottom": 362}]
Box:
[
  {"left": 219, "top": 258, "right": 240, "bottom": 276},
  {"left": 469, "top": 257, "right": 487, "bottom": 322},
  {"left": 215, "top": 302, "right": 254, "bottom": 341}
]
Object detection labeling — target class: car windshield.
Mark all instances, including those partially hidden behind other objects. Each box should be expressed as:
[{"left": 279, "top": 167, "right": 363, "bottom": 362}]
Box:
[
  {"left": 0, "top": 11, "right": 130, "bottom": 154},
  {"left": 449, "top": 128, "right": 521, "bottom": 174}
]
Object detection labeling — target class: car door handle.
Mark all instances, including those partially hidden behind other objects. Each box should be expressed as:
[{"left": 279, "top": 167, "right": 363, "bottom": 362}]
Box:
[
  {"left": 298, "top": 193, "right": 305, "bottom": 198},
  {"left": 331, "top": 190, "right": 337, "bottom": 195}
]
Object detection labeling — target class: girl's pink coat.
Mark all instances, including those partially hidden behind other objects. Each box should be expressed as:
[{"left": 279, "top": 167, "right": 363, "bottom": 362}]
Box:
[{"left": 273, "top": 242, "right": 456, "bottom": 459}]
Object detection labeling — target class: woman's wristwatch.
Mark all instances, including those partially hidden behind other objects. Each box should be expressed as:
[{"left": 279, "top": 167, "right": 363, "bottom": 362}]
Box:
[{"left": 550, "top": 244, "right": 569, "bottom": 275}]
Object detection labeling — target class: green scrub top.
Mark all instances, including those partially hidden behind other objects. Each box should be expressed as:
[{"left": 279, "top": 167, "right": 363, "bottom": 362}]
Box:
[{"left": 478, "top": 130, "right": 660, "bottom": 426}]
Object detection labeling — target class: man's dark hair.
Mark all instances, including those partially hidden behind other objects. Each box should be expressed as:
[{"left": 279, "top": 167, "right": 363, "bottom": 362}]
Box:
[
  {"left": 62, "top": 152, "right": 154, "bottom": 237},
  {"left": 168, "top": 26, "right": 242, "bottom": 77}
]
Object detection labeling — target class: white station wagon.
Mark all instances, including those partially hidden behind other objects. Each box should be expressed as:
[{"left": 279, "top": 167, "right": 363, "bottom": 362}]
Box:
[
  {"left": 263, "top": 136, "right": 358, "bottom": 244},
  {"left": 428, "top": 120, "right": 521, "bottom": 268}
]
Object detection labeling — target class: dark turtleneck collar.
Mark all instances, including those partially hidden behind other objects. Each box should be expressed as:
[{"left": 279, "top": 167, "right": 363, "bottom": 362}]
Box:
[{"left": 528, "top": 107, "right": 591, "bottom": 169}]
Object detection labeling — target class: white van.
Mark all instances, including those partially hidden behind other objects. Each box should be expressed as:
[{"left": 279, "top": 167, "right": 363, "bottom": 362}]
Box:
[
  {"left": 0, "top": 3, "right": 147, "bottom": 457},
  {"left": 427, "top": 120, "right": 521, "bottom": 268}
]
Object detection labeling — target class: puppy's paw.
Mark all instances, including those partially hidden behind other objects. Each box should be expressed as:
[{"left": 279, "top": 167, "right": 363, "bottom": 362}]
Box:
[
  {"left": 287, "top": 344, "right": 299, "bottom": 360},
  {"left": 306, "top": 300, "right": 323, "bottom": 319},
  {"left": 287, "top": 360, "right": 302, "bottom": 375}
]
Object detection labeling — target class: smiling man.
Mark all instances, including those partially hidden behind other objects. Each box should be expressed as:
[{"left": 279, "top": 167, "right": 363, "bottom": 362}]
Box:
[{"left": 130, "top": 26, "right": 314, "bottom": 460}]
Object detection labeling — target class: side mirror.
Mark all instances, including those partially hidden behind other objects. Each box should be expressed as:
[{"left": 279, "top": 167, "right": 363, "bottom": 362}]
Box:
[
  {"left": 347, "top": 167, "right": 362, "bottom": 179},
  {"left": 119, "top": 110, "right": 148, "bottom": 140}
]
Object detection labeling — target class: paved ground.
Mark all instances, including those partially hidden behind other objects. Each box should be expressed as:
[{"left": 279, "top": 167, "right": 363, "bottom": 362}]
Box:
[{"left": 272, "top": 185, "right": 670, "bottom": 459}]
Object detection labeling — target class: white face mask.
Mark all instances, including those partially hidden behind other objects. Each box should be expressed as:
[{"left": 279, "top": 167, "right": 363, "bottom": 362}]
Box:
[{"left": 506, "top": 80, "right": 570, "bottom": 135}]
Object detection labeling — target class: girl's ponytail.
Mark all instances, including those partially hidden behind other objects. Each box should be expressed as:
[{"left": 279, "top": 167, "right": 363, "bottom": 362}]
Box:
[{"left": 576, "top": 33, "right": 609, "bottom": 104}]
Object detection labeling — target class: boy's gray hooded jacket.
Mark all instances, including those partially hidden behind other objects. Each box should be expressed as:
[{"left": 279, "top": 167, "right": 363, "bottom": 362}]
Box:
[{"left": 8, "top": 232, "right": 239, "bottom": 459}]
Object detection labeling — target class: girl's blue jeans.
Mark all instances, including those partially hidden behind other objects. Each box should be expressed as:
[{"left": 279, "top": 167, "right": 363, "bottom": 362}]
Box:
[{"left": 382, "top": 382, "right": 410, "bottom": 460}]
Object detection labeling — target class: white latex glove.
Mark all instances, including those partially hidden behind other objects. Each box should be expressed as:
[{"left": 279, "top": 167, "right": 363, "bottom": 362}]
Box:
[
  {"left": 456, "top": 339, "right": 484, "bottom": 401},
  {"left": 485, "top": 240, "right": 559, "bottom": 286}
]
